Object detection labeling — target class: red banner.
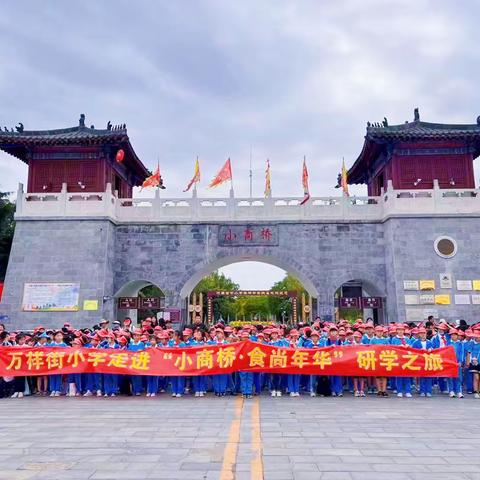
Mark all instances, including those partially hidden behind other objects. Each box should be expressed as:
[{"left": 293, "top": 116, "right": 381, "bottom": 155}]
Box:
[{"left": 0, "top": 342, "right": 458, "bottom": 378}]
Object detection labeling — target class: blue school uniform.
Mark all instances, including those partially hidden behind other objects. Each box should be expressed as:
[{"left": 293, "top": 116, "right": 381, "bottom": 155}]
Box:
[
  {"left": 170, "top": 341, "right": 188, "bottom": 396},
  {"left": 127, "top": 340, "right": 146, "bottom": 395},
  {"left": 411, "top": 338, "right": 434, "bottom": 395},
  {"left": 390, "top": 336, "right": 411, "bottom": 395},
  {"left": 304, "top": 338, "right": 325, "bottom": 394},
  {"left": 447, "top": 339, "right": 465, "bottom": 395},
  {"left": 269, "top": 338, "right": 289, "bottom": 393},
  {"left": 325, "top": 337, "right": 342, "bottom": 395},
  {"left": 208, "top": 339, "right": 229, "bottom": 396},
  {"left": 286, "top": 339, "right": 301, "bottom": 395},
  {"left": 431, "top": 333, "right": 450, "bottom": 393},
  {"left": 84, "top": 343, "right": 103, "bottom": 394},
  {"left": 191, "top": 339, "right": 207, "bottom": 394},
  {"left": 102, "top": 342, "right": 119, "bottom": 395},
  {"left": 361, "top": 334, "right": 374, "bottom": 345},
  {"left": 47, "top": 341, "right": 67, "bottom": 393}
]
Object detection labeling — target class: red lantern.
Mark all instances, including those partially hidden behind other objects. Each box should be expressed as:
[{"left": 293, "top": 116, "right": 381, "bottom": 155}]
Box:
[{"left": 116, "top": 149, "right": 125, "bottom": 163}]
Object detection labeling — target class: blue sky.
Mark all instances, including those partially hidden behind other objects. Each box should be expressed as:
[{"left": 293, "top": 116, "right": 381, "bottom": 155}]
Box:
[{"left": 1, "top": 1, "right": 478, "bottom": 288}]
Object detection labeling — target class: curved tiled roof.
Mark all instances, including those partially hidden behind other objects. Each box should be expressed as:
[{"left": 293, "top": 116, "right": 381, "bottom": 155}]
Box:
[
  {"left": 0, "top": 125, "right": 128, "bottom": 145},
  {"left": 366, "top": 120, "right": 480, "bottom": 141},
  {"left": 347, "top": 114, "right": 480, "bottom": 184},
  {"left": 0, "top": 116, "right": 149, "bottom": 180}
]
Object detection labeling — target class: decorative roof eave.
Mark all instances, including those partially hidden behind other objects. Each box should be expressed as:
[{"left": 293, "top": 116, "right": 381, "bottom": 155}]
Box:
[
  {"left": 0, "top": 115, "right": 149, "bottom": 180},
  {"left": 347, "top": 110, "right": 480, "bottom": 184},
  {"left": 347, "top": 138, "right": 384, "bottom": 184}
]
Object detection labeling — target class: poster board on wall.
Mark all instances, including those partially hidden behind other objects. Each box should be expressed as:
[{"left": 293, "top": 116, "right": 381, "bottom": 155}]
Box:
[{"left": 22, "top": 283, "right": 80, "bottom": 312}]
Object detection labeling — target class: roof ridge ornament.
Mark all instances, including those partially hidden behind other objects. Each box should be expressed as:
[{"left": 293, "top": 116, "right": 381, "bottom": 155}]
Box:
[
  {"left": 414, "top": 107, "right": 420, "bottom": 122},
  {"left": 477, "top": 116, "right": 480, "bottom": 125},
  {"left": 79, "top": 114, "right": 85, "bottom": 127}
]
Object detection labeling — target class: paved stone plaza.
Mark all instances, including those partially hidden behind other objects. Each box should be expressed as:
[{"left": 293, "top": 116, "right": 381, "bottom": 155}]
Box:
[{"left": 0, "top": 395, "right": 479, "bottom": 480}]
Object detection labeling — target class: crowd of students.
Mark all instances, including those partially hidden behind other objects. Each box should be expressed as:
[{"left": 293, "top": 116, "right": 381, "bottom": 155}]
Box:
[{"left": 0, "top": 316, "right": 479, "bottom": 400}]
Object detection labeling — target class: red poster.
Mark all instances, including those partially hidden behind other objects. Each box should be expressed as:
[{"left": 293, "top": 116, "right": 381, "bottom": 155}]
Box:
[{"left": 0, "top": 342, "right": 458, "bottom": 378}]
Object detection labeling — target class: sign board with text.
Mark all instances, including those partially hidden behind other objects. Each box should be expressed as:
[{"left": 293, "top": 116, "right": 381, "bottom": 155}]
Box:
[{"left": 218, "top": 225, "right": 279, "bottom": 246}]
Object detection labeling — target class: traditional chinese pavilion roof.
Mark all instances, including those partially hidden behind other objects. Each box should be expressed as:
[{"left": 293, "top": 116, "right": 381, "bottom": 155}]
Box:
[
  {"left": 0, "top": 115, "right": 149, "bottom": 180},
  {"left": 347, "top": 110, "right": 480, "bottom": 184}
]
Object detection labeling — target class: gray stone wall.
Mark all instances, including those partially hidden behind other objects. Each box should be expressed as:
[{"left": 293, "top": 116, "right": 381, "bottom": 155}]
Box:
[
  {"left": 114, "top": 222, "right": 387, "bottom": 323},
  {"left": 2, "top": 216, "right": 479, "bottom": 330},
  {"left": 0, "top": 220, "right": 115, "bottom": 330},
  {"left": 384, "top": 217, "right": 480, "bottom": 323}
]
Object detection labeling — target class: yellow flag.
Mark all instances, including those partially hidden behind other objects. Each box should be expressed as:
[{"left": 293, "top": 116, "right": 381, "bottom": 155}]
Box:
[
  {"left": 264, "top": 159, "right": 271, "bottom": 198},
  {"left": 341, "top": 158, "right": 349, "bottom": 196},
  {"left": 184, "top": 157, "right": 201, "bottom": 192}
]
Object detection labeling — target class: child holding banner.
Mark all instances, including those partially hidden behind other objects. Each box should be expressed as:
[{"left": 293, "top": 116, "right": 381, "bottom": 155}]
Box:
[
  {"left": 411, "top": 327, "right": 434, "bottom": 397},
  {"left": 47, "top": 331, "right": 67, "bottom": 397}
]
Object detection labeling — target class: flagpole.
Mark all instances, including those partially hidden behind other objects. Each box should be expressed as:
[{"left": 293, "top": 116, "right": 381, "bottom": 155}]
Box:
[
  {"left": 228, "top": 157, "right": 233, "bottom": 198},
  {"left": 249, "top": 145, "right": 253, "bottom": 199},
  {"left": 157, "top": 158, "right": 160, "bottom": 195},
  {"left": 193, "top": 156, "right": 198, "bottom": 194}
]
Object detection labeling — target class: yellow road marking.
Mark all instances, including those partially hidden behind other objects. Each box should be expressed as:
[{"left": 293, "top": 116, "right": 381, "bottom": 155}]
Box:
[
  {"left": 251, "top": 397, "right": 264, "bottom": 480},
  {"left": 220, "top": 396, "right": 243, "bottom": 480}
]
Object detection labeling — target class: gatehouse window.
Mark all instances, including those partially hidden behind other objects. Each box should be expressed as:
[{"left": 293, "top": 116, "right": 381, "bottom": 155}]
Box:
[{"left": 434, "top": 236, "right": 457, "bottom": 259}]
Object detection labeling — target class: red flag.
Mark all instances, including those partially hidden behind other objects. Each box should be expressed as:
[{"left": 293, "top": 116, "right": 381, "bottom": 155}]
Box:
[
  {"left": 141, "top": 164, "right": 161, "bottom": 190},
  {"left": 300, "top": 157, "right": 310, "bottom": 205},
  {"left": 209, "top": 158, "right": 232, "bottom": 188}
]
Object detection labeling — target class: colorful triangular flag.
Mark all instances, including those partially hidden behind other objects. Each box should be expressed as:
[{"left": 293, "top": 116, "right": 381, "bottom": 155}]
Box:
[
  {"left": 184, "top": 157, "right": 201, "bottom": 192},
  {"left": 209, "top": 158, "right": 232, "bottom": 188},
  {"left": 300, "top": 157, "right": 310, "bottom": 205}
]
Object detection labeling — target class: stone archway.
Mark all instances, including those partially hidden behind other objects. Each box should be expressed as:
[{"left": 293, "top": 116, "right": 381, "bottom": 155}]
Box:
[
  {"left": 178, "top": 253, "right": 320, "bottom": 324},
  {"left": 179, "top": 254, "right": 319, "bottom": 299}
]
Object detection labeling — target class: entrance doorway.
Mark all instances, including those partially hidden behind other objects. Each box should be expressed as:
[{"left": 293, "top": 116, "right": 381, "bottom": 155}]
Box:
[
  {"left": 334, "top": 279, "right": 386, "bottom": 324},
  {"left": 114, "top": 280, "right": 167, "bottom": 326}
]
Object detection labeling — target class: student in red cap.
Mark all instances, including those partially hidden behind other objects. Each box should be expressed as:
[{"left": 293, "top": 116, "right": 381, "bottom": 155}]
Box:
[
  {"left": 10, "top": 333, "right": 28, "bottom": 399},
  {"left": 447, "top": 328, "right": 465, "bottom": 398},
  {"left": 467, "top": 332, "right": 480, "bottom": 398},
  {"left": 128, "top": 328, "right": 146, "bottom": 396},
  {"left": 370, "top": 326, "right": 390, "bottom": 396},
  {"left": 268, "top": 328, "right": 289, "bottom": 397},
  {"left": 390, "top": 324, "right": 412, "bottom": 398},
  {"left": 411, "top": 327, "right": 434, "bottom": 397},
  {"left": 350, "top": 331, "right": 366, "bottom": 397},
  {"left": 102, "top": 332, "right": 119, "bottom": 397},
  {"left": 210, "top": 328, "right": 229, "bottom": 396},
  {"left": 34, "top": 332, "right": 50, "bottom": 396},
  {"left": 67, "top": 338, "right": 84, "bottom": 397},
  {"left": 47, "top": 331, "right": 68, "bottom": 396},
  {"left": 191, "top": 329, "right": 207, "bottom": 397},
  {"left": 287, "top": 329, "right": 301, "bottom": 397},
  {"left": 239, "top": 330, "right": 254, "bottom": 399}
]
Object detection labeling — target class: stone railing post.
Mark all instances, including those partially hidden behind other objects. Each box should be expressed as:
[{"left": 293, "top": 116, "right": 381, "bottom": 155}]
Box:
[
  {"left": 191, "top": 188, "right": 200, "bottom": 219},
  {"left": 228, "top": 188, "right": 235, "bottom": 218},
  {"left": 340, "top": 194, "right": 349, "bottom": 220},
  {"left": 104, "top": 182, "right": 115, "bottom": 218},
  {"left": 432, "top": 179, "right": 441, "bottom": 212},
  {"left": 153, "top": 188, "right": 162, "bottom": 220},
  {"left": 265, "top": 196, "right": 274, "bottom": 219},
  {"left": 15, "top": 183, "right": 24, "bottom": 215},
  {"left": 61, "top": 182, "right": 68, "bottom": 214}
]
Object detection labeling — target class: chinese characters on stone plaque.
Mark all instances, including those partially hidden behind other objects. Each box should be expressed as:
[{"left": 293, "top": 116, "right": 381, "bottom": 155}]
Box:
[{"left": 218, "top": 225, "right": 279, "bottom": 246}]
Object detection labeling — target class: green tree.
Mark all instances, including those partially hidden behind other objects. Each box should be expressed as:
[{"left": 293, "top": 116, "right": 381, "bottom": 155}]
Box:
[
  {"left": 268, "top": 274, "right": 307, "bottom": 321},
  {"left": 193, "top": 271, "right": 239, "bottom": 321},
  {"left": 0, "top": 191, "right": 15, "bottom": 281}
]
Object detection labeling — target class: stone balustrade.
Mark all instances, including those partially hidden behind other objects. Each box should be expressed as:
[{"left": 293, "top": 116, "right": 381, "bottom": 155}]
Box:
[{"left": 14, "top": 179, "right": 480, "bottom": 223}]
